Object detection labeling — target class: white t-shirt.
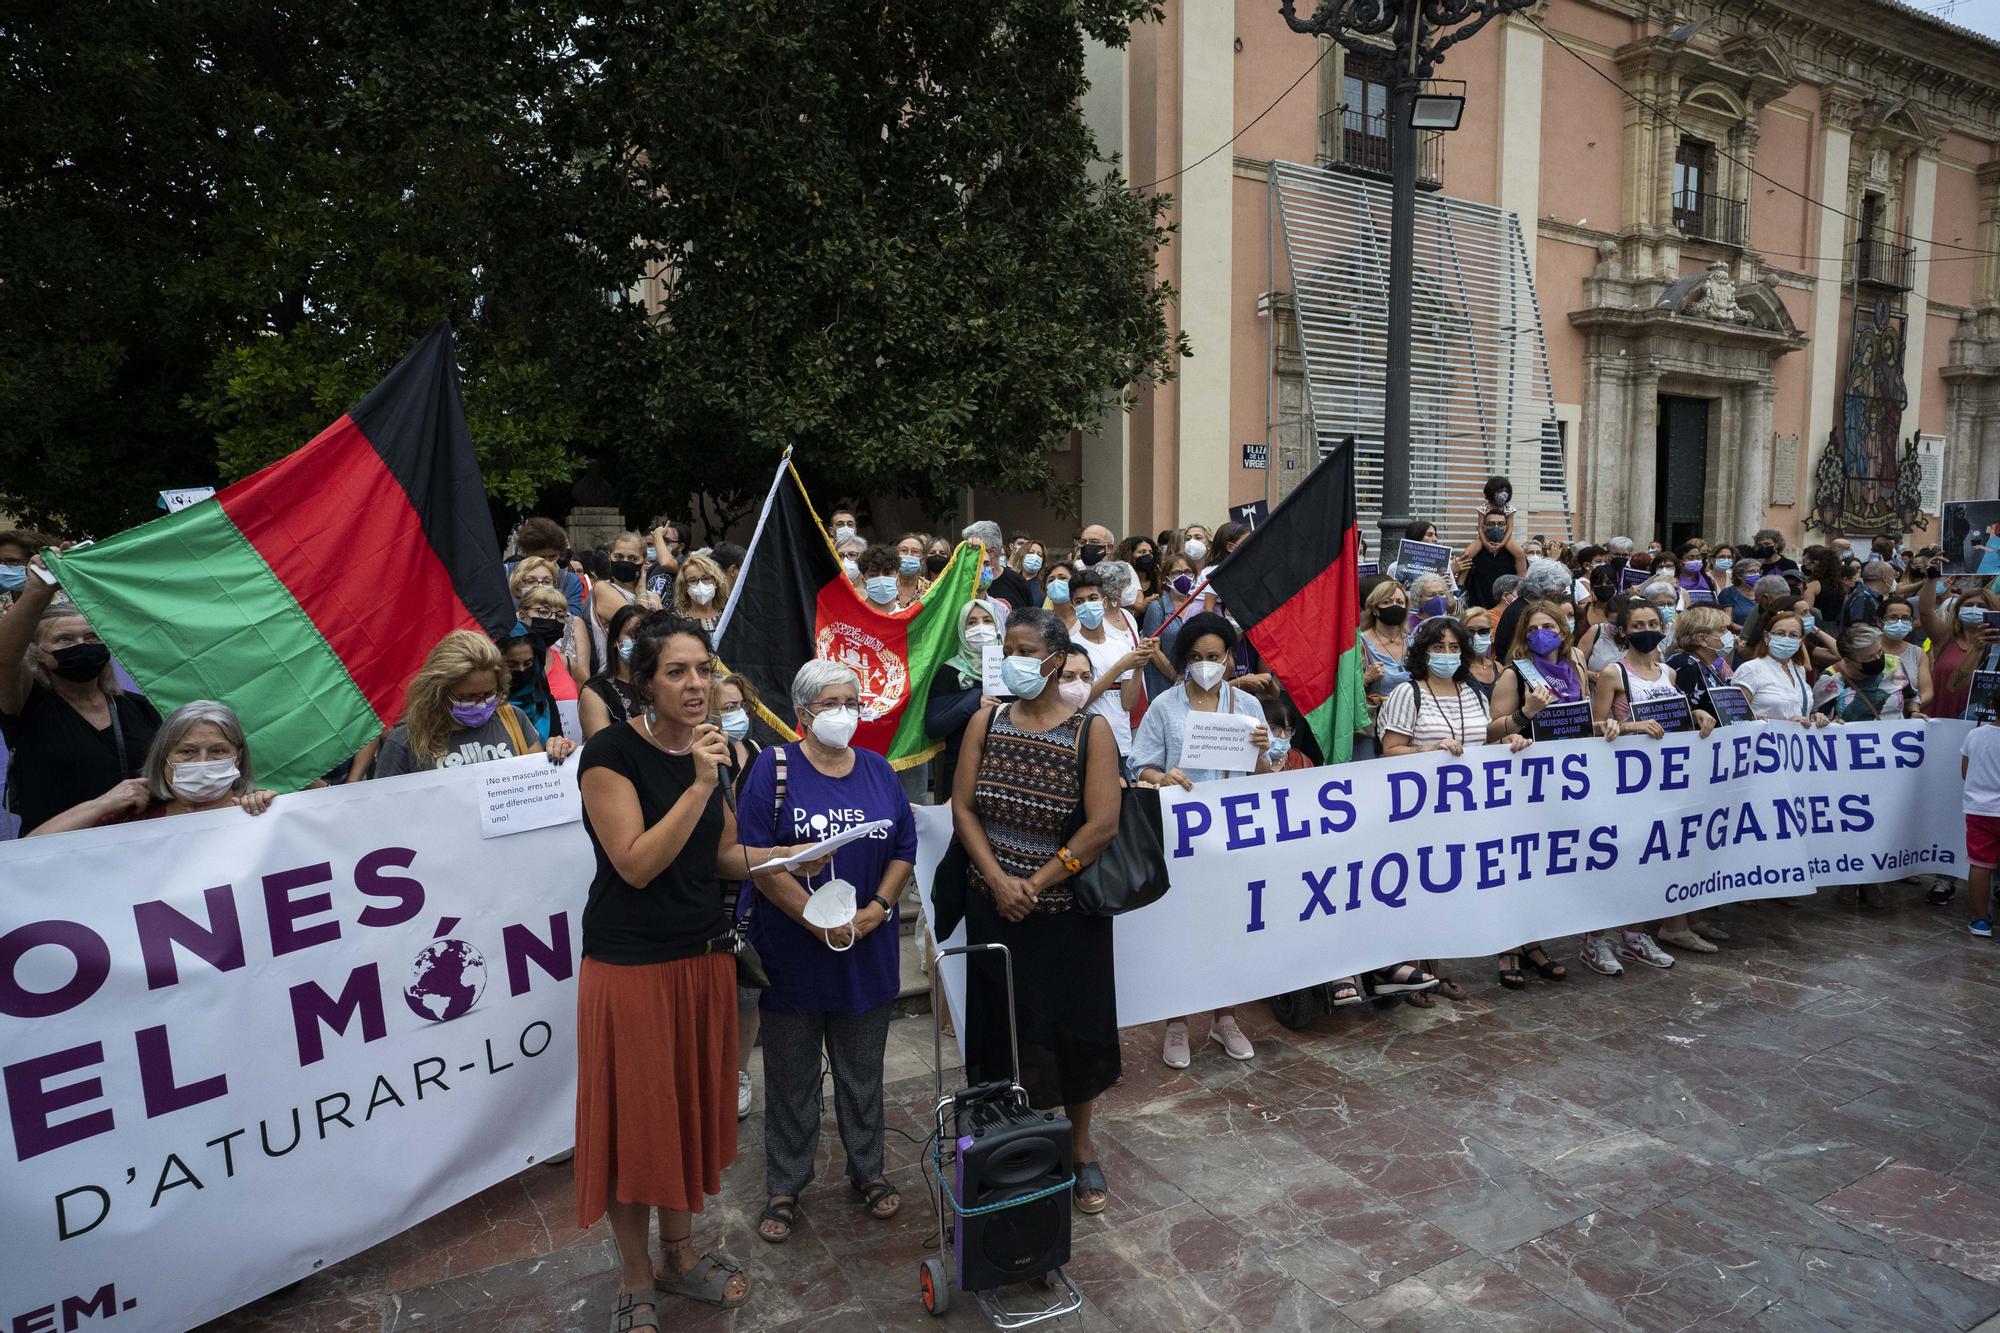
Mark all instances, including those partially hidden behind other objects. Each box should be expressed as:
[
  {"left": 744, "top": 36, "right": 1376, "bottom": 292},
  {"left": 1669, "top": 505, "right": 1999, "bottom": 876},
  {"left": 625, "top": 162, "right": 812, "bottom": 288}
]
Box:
[
  {"left": 1378, "top": 679, "right": 1490, "bottom": 747},
  {"left": 1963, "top": 726, "right": 2000, "bottom": 817},
  {"left": 1077, "top": 612, "right": 1138, "bottom": 755},
  {"left": 1733, "top": 656, "right": 1814, "bottom": 722}
]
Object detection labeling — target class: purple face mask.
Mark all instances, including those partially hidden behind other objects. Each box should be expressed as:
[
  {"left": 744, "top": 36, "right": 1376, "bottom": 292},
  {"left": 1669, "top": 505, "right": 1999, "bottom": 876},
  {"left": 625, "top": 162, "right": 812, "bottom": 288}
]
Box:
[
  {"left": 1420, "top": 595, "right": 1448, "bottom": 618},
  {"left": 1171, "top": 573, "right": 1195, "bottom": 597},
  {"left": 1743, "top": 573, "right": 1762, "bottom": 586},
  {"left": 451, "top": 697, "right": 500, "bottom": 728}
]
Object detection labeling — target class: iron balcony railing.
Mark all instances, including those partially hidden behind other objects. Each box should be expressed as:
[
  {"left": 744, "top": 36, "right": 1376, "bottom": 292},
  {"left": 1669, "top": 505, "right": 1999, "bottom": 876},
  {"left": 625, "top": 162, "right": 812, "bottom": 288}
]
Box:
[
  {"left": 1853, "top": 236, "right": 1915, "bottom": 290},
  {"left": 1672, "top": 188, "right": 1746, "bottom": 246},
  {"left": 1318, "top": 107, "right": 1443, "bottom": 190}
]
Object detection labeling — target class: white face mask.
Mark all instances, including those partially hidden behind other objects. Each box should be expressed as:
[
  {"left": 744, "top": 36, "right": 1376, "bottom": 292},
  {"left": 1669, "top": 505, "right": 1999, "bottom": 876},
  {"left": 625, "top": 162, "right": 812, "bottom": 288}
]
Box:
[
  {"left": 809, "top": 704, "right": 860, "bottom": 749},
  {"left": 833, "top": 525, "right": 857, "bottom": 544},
  {"left": 841, "top": 558, "right": 860, "bottom": 579},
  {"left": 801, "top": 879, "right": 858, "bottom": 952},
  {"left": 964, "top": 623, "right": 998, "bottom": 647},
  {"left": 171, "top": 758, "right": 239, "bottom": 802},
  {"left": 687, "top": 580, "right": 717, "bottom": 606},
  {"left": 1187, "top": 660, "right": 1227, "bottom": 691},
  {"left": 1184, "top": 539, "right": 1208, "bottom": 562},
  {"left": 1119, "top": 582, "right": 1139, "bottom": 607}
]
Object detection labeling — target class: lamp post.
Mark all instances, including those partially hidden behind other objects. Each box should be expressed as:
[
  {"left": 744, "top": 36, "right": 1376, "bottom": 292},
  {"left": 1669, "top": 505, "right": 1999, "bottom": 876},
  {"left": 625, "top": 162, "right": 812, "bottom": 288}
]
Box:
[{"left": 1280, "top": 0, "right": 1534, "bottom": 569}]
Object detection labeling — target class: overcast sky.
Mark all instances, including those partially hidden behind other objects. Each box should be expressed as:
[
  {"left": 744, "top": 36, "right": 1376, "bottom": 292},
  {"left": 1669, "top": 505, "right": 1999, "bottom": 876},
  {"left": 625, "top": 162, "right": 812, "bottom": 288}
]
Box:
[{"left": 1903, "top": 0, "right": 2000, "bottom": 41}]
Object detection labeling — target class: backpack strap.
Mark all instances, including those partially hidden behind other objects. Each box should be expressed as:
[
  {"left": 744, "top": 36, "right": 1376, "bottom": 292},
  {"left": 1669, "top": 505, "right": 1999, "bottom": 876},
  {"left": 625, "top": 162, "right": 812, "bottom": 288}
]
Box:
[
  {"left": 497, "top": 704, "right": 528, "bottom": 756},
  {"left": 772, "top": 745, "right": 790, "bottom": 842}
]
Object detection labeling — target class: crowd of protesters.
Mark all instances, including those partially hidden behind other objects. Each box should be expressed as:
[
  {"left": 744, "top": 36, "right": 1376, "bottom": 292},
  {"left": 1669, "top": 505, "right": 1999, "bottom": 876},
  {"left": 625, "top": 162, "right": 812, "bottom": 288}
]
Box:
[{"left": 6, "top": 487, "right": 1999, "bottom": 1330}]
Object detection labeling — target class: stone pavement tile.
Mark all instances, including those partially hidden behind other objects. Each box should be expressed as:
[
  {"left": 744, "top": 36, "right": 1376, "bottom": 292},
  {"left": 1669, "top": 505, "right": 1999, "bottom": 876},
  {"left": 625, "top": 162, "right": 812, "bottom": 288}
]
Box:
[
  {"left": 1818, "top": 1162, "right": 2000, "bottom": 1290},
  {"left": 1209, "top": 1276, "right": 1355, "bottom": 1332},
  {"left": 382, "top": 1236, "right": 617, "bottom": 1332},
  {"left": 378, "top": 1160, "right": 588, "bottom": 1291},
  {"left": 202, "top": 1292, "right": 382, "bottom": 1333},
  {"left": 1104, "top": 1083, "right": 1340, "bottom": 1220},
  {"left": 1387, "top": 1135, "right": 1600, "bottom": 1257},
  {"left": 1596, "top": 1067, "right": 1820, "bottom": 1167},
  {"left": 1339, "top": 1251, "right": 1602, "bottom": 1332},
  {"left": 1526, "top": 1128, "right": 1732, "bottom": 1220},
  {"left": 1306, "top": 1106, "right": 1496, "bottom": 1198},
  {"left": 1206, "top": 1159, "right": 1465, "bottom": 1304},
  {"left": 1660, "top": 1173, "right": 2000, "bottom": 1331},
  {"left": 1060, "top": 1200, "right": 1291, "bottom": 1332},
  {"left": 1815, "top": 1088, "right": 2000, "bottom": 1189},
  {"left": 1732, "top": 1117, "right": 1896, "bottom": 1205},
  {"left": 1385, "top": 1069, "right": 1629, "bottom": 1169},
  {"left": 1507, "top": 1205, "right": 1777, "bottom": 1331}
]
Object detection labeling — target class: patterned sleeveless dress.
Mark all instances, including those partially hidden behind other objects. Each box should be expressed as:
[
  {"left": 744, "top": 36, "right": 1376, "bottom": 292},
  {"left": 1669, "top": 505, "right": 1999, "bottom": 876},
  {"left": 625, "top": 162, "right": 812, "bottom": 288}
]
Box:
[{"left": 967, "top": 705, "right": 1086, "bottom": 912}]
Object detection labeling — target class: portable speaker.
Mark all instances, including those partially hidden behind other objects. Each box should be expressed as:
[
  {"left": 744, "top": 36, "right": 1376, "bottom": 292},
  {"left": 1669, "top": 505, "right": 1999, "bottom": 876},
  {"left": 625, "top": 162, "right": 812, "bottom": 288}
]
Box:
[{"left": 951, "top": 1087, "right": 1072, "bottom": 1292}]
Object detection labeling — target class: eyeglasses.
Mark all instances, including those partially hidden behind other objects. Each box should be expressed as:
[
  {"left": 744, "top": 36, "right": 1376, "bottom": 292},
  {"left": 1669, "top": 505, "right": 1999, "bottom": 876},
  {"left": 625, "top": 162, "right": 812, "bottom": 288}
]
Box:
[{"left": 449, "top": 690, "right": 500, "bottom": 707}]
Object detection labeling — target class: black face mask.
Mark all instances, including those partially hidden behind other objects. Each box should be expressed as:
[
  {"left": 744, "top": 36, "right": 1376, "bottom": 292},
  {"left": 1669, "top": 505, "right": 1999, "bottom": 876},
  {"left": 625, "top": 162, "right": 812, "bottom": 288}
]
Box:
[
  {"left": 610, "top": 559, "right": 643, "bottom": 584},
  {"left": 51, "top": 642, "right": 111, "bottom": 682},
  {"left": 528, "top": 620, "right": 564, "bottom": 650},
  {"left": 1079, "top": 543, "right": 1105, "bottom": 567},
  {"left": 1133, "top": 553, "right": 1158, "bottom": 574},
  {"left": 1484, "top": 526, "right": 1505, "bottom": 543},
  {"left": 1376, "top": 604, "right": 1409, "bottom": 626},
  {"left": 1854, "top": 656, "right": 1885, "bottom": 678},
  {"left": 924, "top": 553, "right": 949, "bottom": 576},
  {"left": 1626, "top": 630, "right": 1667, "bottom": 654}
]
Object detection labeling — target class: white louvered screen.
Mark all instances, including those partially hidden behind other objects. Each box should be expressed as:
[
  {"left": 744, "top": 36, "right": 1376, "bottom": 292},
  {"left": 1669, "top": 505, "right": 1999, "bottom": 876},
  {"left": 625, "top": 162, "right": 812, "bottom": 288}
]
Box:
[{"left": 1270, "top": 160, "right": 1572, "bottom": 545}]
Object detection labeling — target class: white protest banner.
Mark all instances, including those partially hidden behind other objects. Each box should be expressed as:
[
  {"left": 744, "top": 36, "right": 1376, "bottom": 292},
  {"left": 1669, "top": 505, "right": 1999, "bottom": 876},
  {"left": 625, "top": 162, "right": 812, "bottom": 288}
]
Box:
[
  {"left": 0, "top": 765, "right": 590, "bottom": 1333},
  {"left": 477, "top": 752, "right": 584, "bottom": 838},
  {"left": 1179, "top": 711, "right": 1259, "bottom": 773},
  {"left": 914, "top": 722, "right": 1968, "bottom": 1030}
]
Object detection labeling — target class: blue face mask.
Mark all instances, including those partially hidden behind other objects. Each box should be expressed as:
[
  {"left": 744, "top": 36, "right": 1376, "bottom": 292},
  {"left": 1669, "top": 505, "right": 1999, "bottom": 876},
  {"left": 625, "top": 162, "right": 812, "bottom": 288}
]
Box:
[
  {"left": 1427, "top": 653, "right": 1462, "bottom": 679},
  {"left": 1471, "top": 633, "right": 1492, "bottom": 656},
  {"left": 617, "top": 638, "right": 635, "bottom": 662},
  {"left": 1965, "top": 607, "right": 1989, "bottom": 627},
  {"left": 865, "top": 575, "right": 899, "bottom": 605},
  {"left": 1938, "top": 580, "right": 1950, "bottom": 598},
  {"left": 1000, "top": 653, "right": 1050, "bottom": 699},
  {"left": 1715, "top": 558, "right": 1733, "bottom": 572},
  {"left": 979, "top": 565, "right": 995, "bottom": 587},
  {"left": 1884, "top": 619, "right": 1913, "bottom": 640},
  {"left": 0, "top": 564, "right": 25, "bottom": 593},
  {"left": 1267, "top": 738, "right": 1292, "bottom": 764},
  {"left": 1800, "top": 614, "right": 1816, "bottom": 635},
  {"left": 1075, "top": 600, "right": 1106, "bottom": 630},
  {"left": 719, "top": 707, "right": 750, "bottom": 740},
  {"left": 898, "top": 554, "right": 921, "bottom": 576},
  {"left": 1046, "top": 579, "right": 1070, "bottom": 604},
  {"left": 1768, "top": 634, "right": 1802, "bottom": 660},
  {"left": 1023, "top": 553, "right": 1043, "bottom": 575}
]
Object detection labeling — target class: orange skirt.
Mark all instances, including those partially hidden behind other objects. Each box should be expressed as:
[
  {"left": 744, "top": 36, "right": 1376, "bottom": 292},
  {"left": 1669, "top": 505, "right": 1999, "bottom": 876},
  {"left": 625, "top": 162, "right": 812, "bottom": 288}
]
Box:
[{"left": 574, "top": 952, "right": 738, "bottom": 1226}]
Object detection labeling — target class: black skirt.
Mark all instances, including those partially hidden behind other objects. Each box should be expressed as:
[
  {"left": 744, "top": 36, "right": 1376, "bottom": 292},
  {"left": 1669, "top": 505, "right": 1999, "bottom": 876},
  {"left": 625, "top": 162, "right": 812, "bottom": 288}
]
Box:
[{"left": 963, "top": 887, "right": 1120, "bottom": 1109}]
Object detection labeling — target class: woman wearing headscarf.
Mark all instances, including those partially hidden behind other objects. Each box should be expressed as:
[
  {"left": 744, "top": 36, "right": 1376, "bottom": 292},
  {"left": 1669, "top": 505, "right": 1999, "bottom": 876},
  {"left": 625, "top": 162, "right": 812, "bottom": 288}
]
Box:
[
  {"left": 924, "top": 599, "right": 1005, "bottom": 800},
  {"left": 30, "top": 699, "right": 279, "bottom": 834},
  {"left": 0, "top": 569, "right": 162, "bottom": 834}
]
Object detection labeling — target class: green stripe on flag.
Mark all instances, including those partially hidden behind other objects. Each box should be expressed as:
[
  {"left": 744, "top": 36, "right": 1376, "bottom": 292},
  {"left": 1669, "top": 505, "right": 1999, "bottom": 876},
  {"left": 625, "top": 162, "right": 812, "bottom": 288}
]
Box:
[
  {"left": 1307, "top": 642, "right": 1371, "bottom": 764},
  {"left": 47, "top": 502, "right": 380, "bottom": 793},
  {"left": 884, "top": 540, "right": 987, "bottom": 768}
]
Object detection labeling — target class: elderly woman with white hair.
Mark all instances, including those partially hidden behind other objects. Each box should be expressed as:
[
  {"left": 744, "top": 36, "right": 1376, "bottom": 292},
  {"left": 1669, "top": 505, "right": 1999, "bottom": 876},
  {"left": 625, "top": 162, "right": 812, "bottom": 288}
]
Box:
[
  {"left": 735, "top": 657, "right": 918, "bottom": 1245},
  {"left": 30, "top": 699, "right": 278, "bottom": 834},
  {"left": 962, "top": 518, "right": 1034, "bottom": 609}
]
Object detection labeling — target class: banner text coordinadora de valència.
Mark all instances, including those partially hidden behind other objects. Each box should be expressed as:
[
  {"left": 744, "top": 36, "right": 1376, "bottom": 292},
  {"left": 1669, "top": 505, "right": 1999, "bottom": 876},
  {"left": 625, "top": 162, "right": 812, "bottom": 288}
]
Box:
[{"left": 1102, "top": 721, "right": 1968, "bottom": 1025}]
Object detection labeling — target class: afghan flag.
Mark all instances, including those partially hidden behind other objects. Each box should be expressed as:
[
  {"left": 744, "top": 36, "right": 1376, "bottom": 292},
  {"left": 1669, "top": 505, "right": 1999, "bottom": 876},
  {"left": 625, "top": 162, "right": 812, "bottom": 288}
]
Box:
[
  {"left": 715, "top": 457, "right": 983, "bottom": 769},
  {"left": 1205, "top": 441, "right": 1370, "bottom": 763},
  {"left": 46, "top": 323, "right": 514, "bottom": 791}
]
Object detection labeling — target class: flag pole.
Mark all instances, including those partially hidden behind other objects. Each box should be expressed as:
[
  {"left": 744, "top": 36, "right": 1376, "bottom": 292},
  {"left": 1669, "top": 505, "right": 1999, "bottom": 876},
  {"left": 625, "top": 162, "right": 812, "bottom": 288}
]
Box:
[{"left": 712, "top": 446, "right": 793, "bottom": 641}]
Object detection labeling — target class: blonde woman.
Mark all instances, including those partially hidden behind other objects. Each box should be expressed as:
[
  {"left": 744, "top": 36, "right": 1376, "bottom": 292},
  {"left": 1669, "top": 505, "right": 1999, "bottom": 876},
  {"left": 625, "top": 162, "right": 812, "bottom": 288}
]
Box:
[
  {"left": 592, "top": 530, "right": 664, "bottom": 665},
  {"left": 511, "top": 557, "right": 591, "bottom": 683},
  {"left": 30, "top": 699, "right": 279, "bottom": 834},
  {"left": 1355, "top": 579, "right": 1413, "bottom": 760},
  {"left": 674, "top": 553, "right": 730, "bottom": 634},
  {"left": 372, "top": 630, "right": 575, "bottom": 777}
]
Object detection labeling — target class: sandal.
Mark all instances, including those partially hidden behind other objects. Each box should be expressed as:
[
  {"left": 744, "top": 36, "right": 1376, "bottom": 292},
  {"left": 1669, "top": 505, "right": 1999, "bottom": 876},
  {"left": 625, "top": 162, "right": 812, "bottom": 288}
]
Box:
[
  {"left": 654, "top": 1251, "right": 748, "bottom": 1309},
  {"left": 610, "top": 1290, "right": 661, "bottom": 1331},
  {"left": 852, "top": 1177, "right": 901, "bottom": 1220},
  {"left": 1524, "top": 945, "right": 1567, "bottom": 981},
  {"left": 1497, "top": 952, "right": 1526, "bottom": 990},
  {"left": 757, "top": 1197, "right": 798, "bottom": 1244},
  {"left": 1330, "top": 976, "right": 1364, "bottom": 1006},
  {"left": 1369, "top": 963, "right": 1438, "bottom": 995},
  {"left": 1404, "top": 989, "right": 1436, "bottom": 1008},
  {"left": 1073, "top": 1161, "right": 1108, "bottom": 1215}
]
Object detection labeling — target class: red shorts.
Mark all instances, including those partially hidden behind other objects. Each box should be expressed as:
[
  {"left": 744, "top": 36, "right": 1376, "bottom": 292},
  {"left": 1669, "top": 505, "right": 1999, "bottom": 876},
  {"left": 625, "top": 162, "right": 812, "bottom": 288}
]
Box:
[{"left": 1967, "top": 814, "right": 2000, "bottom": 869}]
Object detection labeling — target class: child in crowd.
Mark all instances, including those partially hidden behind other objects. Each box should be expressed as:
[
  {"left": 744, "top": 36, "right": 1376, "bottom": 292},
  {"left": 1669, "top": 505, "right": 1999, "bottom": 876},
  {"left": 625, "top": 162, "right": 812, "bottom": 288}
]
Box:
[{"left": 1963, "top": 716, "right": 2000, "bottom": 937}]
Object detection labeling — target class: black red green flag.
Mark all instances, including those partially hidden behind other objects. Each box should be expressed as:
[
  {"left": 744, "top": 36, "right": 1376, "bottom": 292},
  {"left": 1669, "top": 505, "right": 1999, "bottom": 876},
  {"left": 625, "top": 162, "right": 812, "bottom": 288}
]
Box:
[
  {"left": 713, "top": 457, "right": 981, "bottom": 768},
  {"left": 46, "top": 323, "right": 513, "bottom": 791},
  {"left": 1205, "top": 442, "right": 1369, "bottom": 762}
]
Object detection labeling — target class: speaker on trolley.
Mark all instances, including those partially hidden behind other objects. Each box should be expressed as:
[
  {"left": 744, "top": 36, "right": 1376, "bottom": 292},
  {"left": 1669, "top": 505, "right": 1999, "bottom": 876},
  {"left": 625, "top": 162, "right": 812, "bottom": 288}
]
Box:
[{"left": 951, "top": 1086, "right": 1073, "bottom": 1292}]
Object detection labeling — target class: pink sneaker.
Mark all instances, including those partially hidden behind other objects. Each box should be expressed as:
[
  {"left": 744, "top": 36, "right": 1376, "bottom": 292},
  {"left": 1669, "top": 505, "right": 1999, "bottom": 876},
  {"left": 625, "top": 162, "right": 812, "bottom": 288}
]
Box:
[
  {"left": 1211, "top": 1016, "right": 1254, "bottom": 1061},
  {"left": 1161, "top": 1022, "right": 1191, "bottom": 1069}
]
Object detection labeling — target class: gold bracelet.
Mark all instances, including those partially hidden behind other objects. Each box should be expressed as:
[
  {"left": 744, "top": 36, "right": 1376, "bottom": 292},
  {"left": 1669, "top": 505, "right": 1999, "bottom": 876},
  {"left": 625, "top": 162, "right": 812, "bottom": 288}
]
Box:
[{"left": 1056, "top": 845, "right": 1083, "bottom": 875}]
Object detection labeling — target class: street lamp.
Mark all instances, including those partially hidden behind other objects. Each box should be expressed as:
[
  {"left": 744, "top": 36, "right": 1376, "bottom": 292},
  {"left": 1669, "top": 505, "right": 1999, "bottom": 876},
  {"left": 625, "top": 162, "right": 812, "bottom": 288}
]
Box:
[{"left": 1280, "top": 0, "right": 1537, "bottom": 568}]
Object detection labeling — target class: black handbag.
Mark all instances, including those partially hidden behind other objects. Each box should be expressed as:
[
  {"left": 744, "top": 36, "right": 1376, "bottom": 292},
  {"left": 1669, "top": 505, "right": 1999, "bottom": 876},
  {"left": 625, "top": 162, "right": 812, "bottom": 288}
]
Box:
[{"left": 1062, "top": 714, "right": 1172, "bottom": 916}]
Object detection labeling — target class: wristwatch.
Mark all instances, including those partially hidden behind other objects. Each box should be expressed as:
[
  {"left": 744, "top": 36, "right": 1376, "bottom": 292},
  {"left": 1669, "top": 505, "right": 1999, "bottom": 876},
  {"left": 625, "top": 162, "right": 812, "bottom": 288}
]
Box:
[{"left": 868, "top": 893, "right": 892, "bottom": 915}]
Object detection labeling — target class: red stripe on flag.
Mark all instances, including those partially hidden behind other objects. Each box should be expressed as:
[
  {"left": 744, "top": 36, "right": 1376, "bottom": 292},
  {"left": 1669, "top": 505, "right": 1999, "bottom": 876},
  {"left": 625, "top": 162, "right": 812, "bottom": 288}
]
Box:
[
  {"left": 1244, "top": 526, "right": 1361, "bottom": 717},
  {"left": 219, "top": 415, "right": 487, "bottom": 724}
]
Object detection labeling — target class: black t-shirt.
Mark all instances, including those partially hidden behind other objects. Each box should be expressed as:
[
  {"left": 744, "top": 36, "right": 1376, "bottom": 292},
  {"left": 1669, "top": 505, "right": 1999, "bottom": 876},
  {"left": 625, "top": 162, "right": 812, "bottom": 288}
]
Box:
[
  {"left": 1, "top": 686, "right": 160, "bottom": 834},
  {"left": 1464, "top": 547, "right": 1517, "bottom": 609},
  {"left": 987, "top": 567, "right": 1035, "bottom": 613},
  {"left": 576, "top": 722, "right": 727, "bottom": 964}
]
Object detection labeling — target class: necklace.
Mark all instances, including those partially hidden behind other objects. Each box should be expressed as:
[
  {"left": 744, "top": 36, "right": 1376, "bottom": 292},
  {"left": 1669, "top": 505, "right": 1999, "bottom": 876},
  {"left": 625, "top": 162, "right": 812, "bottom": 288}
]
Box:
[
  {"left": 1418, "top": 678, "right": 1466, "bottom": 741},
  {"left": 641, "top": 711, "right": 693, "bottom": 754}
]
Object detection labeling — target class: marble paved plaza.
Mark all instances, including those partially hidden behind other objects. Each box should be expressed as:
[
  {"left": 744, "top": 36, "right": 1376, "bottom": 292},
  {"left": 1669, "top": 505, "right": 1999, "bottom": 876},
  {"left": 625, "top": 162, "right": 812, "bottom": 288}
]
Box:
[{"left": 208, "top": 885, "right": 2000, "bottom": 1332}]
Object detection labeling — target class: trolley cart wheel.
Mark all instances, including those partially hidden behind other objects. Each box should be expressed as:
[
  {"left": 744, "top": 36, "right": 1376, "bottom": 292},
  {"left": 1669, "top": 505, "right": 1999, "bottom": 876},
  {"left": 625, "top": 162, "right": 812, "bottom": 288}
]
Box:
[
  {"left": 920, "top": 1256, "right": 950, "bottom": 1315},
  {"left": 1268, "top": 988, "right": 1318, "bottom": 1031}
]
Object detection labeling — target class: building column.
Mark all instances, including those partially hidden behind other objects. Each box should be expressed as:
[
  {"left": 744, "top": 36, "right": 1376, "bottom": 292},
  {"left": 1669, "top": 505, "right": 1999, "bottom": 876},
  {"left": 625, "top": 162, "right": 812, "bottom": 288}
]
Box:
[
  {"left": 1737, "top": 381, "right": 1776, "bottom": 540},
  {"left": 1804, "top": 92, "right": 1862, "bottom": 490},
  {"left": 1078, "top": 36, "right": 1131, "bottom": 534},
  {"left": 1175, "top": 1, "right": 1234, "bottom": 526},
  {"left": 1901, "top": 153, "right": 1940, "bottom": 436},
  {"left": 1497, "top": 16, "right": 1543, "bottom": 247},
  {"left": 1624, "top": 372, "right": 1661, "bottom": 538}
]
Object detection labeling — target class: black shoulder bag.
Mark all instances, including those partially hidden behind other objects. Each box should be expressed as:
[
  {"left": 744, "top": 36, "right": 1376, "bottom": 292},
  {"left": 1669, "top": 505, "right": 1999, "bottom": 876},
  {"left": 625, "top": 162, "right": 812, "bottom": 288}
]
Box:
[{"left": 1062, "top": 713, "right": 1172, "bottom": 917}]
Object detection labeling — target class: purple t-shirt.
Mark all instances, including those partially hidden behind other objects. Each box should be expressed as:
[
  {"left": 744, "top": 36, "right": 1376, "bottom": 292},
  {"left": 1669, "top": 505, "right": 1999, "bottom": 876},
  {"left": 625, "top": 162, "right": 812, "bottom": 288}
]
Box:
[{"left": 737, "top": 743, "right": 918, "bottom": 1015}]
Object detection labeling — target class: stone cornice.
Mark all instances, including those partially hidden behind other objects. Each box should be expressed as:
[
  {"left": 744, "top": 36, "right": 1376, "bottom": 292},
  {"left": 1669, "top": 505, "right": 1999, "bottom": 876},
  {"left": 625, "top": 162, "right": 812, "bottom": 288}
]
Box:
[{"left": 1568, "top": 303, "right": 1810, "bottom": 353}]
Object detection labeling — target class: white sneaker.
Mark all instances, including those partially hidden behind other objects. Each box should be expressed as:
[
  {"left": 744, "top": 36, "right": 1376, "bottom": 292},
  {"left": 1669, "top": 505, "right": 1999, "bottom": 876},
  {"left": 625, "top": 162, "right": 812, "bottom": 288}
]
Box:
[
  {"left": 1656, "top": 927, "right": 1717, "bottom": 954},
  {"left": 1579, "top": 934, "right": 1623, "bottom": 976},
  {"left": 738, "top": 1070, "right": 753, "bottom": 1120},
  {"left": 1618, "top": 931, "right": 1676, "bottom": 969}
]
